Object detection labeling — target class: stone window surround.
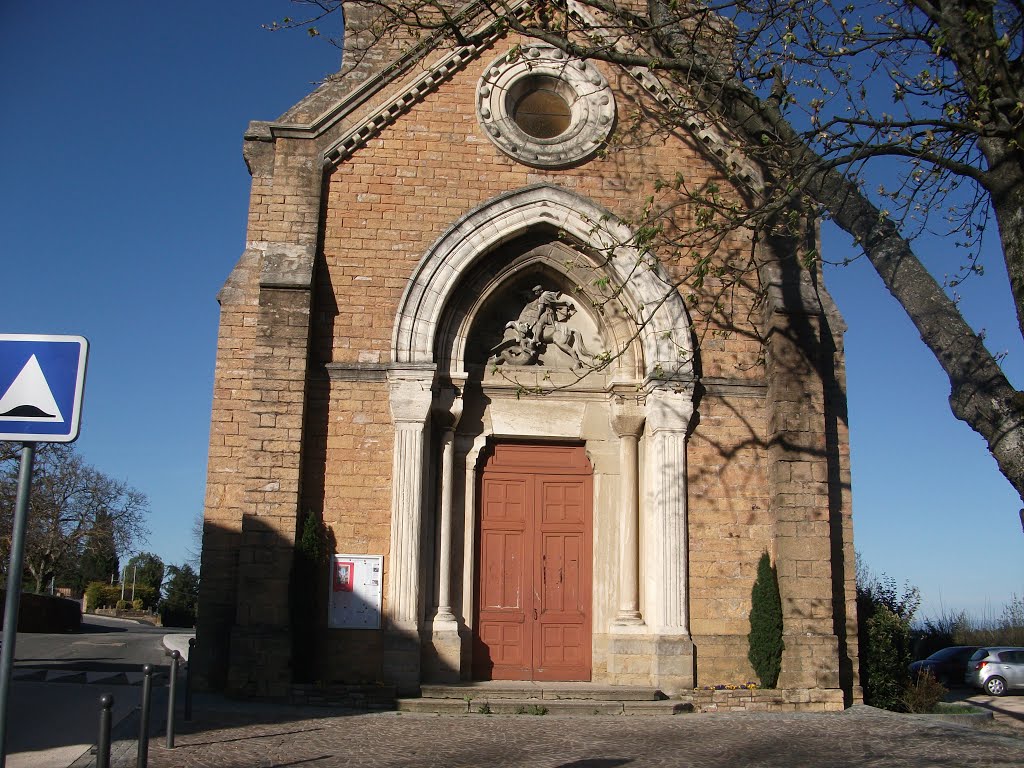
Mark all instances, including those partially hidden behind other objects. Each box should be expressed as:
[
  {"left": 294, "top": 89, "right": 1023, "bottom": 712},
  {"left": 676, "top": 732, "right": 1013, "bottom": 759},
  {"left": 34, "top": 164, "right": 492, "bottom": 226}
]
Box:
[{"left": 476, "top": 44, "right": 616, "bottom": 168}]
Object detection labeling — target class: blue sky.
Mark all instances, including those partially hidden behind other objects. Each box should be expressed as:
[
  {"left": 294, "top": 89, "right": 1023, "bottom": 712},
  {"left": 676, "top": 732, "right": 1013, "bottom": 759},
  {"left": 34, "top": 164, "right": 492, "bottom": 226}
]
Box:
[{"left": 2, "top": 2, "right": 1021, "bottom": 619}]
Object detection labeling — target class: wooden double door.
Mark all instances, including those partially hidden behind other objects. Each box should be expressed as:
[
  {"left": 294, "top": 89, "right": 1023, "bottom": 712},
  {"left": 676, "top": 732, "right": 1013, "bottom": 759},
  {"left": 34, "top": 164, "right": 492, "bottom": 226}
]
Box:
[{"left": 473, "top": 443, "right": 592, "bottom": 681}]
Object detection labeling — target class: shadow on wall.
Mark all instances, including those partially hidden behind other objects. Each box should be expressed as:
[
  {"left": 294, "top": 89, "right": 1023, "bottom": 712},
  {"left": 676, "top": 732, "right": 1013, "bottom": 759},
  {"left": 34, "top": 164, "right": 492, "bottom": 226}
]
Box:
[{"left": 194, "top": 516, "right": 459, "bottom": 696}]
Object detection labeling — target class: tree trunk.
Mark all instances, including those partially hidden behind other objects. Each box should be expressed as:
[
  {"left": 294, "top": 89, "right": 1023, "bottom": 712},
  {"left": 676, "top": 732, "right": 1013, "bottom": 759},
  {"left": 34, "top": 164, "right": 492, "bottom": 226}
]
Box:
[
  {"left": 709, "top": 83, "right": 1024, "bottom": 504},
  {"left": 980, "top": 137, "right": 1024, "bottom": 343}
]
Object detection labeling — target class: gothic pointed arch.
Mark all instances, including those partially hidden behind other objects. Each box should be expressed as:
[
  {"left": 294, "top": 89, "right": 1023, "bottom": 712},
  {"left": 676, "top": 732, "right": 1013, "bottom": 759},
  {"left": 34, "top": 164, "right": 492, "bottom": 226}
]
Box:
[{"left": 392, "top": 184, "right": 695, "bottom": 386}]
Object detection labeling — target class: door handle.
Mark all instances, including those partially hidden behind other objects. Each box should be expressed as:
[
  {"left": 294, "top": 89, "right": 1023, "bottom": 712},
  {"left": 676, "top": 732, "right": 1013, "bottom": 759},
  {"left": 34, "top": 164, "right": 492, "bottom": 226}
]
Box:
[{"left": 533, "top": 608, "right": 538, "bottom": 620}]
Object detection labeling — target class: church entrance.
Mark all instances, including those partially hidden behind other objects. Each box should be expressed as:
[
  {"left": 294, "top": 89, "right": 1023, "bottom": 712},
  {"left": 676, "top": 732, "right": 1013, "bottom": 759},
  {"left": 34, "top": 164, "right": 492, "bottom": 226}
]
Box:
[{"left": 472, "top": 443, "right": 592, "bottom": 681}]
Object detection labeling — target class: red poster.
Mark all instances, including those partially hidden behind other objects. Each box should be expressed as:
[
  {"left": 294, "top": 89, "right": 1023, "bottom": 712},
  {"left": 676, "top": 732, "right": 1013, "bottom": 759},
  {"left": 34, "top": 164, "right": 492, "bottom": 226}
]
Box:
[{"left": 334, "top": 560, "right": 354, "bottom": 592}]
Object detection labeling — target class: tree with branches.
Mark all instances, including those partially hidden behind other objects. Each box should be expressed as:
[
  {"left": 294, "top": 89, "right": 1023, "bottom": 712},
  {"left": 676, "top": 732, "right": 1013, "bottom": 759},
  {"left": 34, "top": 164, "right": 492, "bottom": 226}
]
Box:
[
  {"left": 272, "top": 0, "right": 1024, "bottom": 512},
  {"left": 0, "top": 442, "right": 149, "bottom": 593}
]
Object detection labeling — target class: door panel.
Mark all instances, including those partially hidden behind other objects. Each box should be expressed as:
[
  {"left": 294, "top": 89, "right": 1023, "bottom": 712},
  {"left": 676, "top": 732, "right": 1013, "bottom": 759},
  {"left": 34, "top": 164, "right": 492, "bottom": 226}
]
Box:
[
  {"left": 475, "top": 476, "right": 531, "bottom": 680},
  {"left": 474, "top": 444, "right": 591, "bottom": 681}
]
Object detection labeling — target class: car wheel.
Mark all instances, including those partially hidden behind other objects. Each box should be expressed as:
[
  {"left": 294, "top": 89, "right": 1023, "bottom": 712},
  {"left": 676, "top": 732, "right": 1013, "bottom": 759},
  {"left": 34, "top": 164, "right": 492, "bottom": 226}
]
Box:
[{"left": 984, "top": 676, "right": 1007, "bottom": 696}]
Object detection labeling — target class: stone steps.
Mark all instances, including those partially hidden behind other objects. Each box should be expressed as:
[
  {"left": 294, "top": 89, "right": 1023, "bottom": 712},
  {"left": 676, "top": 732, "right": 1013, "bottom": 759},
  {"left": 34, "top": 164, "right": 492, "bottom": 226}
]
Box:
[
  {"left": 398, "top": 697, "right": 693, "bottom": 715},
  {"left": 420, "top": 682, "right": 664, "bottom": 701},
  {"left": 400, "top": 682, "right": 688, "bottom": 715}
]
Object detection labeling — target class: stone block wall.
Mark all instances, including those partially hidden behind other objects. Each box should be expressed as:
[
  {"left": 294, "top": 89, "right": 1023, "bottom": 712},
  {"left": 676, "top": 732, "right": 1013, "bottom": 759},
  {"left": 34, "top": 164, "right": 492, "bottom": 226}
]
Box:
[{"left": 198, "top": 24, "right": 857, "bottom": 699}]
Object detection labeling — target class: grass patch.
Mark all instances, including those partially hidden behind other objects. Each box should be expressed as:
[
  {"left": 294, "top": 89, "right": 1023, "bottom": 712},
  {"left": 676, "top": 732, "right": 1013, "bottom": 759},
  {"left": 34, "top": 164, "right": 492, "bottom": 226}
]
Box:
[{"left": 932, "top": 702, "right": 984, "bottom": 715}]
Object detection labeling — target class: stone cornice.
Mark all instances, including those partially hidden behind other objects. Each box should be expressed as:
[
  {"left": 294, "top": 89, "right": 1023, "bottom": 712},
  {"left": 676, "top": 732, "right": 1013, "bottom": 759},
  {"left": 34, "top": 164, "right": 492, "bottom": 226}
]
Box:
[
  {"left": 323, "top": 363, "right": 390, "bottom": 381},
  {"left": 700, "top": 377, "right": 767, "bottom": 398}
]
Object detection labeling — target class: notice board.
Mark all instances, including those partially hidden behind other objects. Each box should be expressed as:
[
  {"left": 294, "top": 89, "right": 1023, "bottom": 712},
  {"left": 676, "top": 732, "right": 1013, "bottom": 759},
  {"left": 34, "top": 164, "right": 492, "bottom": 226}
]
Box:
[{"left": 328, "top": 554, "right": 383, "bottom": 629}]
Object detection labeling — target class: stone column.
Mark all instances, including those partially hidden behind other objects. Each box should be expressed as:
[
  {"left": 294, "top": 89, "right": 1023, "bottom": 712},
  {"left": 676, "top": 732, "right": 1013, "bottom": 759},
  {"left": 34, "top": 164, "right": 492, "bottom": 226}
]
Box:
[
  {"left": 460, "top": 436, "right": 487, "bottom": 631},
  {"left": 645, "top": 387, "right": 695, "bottom": 693},
  {"left": 435, "top": 386, "right": 464, "bottom": 625},
  {"left": 611, "top": 399, "right": 645, "bottom": 626},
  {"left": 385, "top": 366, "right": 434, "bottom": 693},
  {"left": 426, "top": 385, "right": 463, "bottom": 682}
]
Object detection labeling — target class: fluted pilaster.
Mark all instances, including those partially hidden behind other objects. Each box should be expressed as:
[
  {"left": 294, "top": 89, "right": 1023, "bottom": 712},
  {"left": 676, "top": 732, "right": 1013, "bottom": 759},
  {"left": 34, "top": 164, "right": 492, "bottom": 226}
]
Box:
[
  {"left": 386, "top": 367, "right": 434, "bottom": 630},
  {"left": 645, "top": 388, "right": 694, "bottom": 634}
]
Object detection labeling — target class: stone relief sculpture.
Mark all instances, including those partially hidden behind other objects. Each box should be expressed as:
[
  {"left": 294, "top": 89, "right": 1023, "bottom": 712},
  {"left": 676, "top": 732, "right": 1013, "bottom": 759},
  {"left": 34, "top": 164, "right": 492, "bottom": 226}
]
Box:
[{"left": 489, "top": 286, "right": 596, "bottom": 368}]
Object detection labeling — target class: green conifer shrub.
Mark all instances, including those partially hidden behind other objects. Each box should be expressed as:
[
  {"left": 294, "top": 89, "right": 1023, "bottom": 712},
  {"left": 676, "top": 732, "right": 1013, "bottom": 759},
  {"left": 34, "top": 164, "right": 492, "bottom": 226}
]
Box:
[
  {"left": 290, "top": 511, "right": 325, "bottom": 682},
  {"left": 747, "top": 551, "right": 784, "bottom": 688}
]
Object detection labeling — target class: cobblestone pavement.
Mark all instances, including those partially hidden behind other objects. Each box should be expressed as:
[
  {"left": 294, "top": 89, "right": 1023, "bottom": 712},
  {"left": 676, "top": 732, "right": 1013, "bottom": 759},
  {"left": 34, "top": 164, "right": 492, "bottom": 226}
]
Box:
[{"left": 130, "top": 704, "right": 1023, "bottom": 768}]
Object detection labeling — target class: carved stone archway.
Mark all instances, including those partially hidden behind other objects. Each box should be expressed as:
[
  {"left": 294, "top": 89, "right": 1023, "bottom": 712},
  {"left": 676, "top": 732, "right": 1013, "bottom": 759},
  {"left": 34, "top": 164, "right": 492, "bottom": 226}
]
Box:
[{"left": 386, "top": 184, "right": 698, "bottom": 693}]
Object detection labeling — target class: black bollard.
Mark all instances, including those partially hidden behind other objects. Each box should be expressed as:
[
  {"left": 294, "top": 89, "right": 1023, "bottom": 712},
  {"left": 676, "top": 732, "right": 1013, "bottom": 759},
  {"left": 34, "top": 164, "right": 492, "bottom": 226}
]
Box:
[
  {"left": 97, "top": 694, "right": 114, "bottom": 768},
  {"left": 137, "top": 664, "right": 153, "bottom": 768},
  {"left": 166, "top": 650, "right": 180, "bottom": 749},
  {"left": 184, "top": 638, "right": 195, "bottom": 722}
]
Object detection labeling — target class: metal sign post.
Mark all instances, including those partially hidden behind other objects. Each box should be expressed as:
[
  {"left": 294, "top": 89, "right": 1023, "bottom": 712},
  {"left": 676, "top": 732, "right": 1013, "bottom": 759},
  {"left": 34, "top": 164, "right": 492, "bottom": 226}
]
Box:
[
  {"left": 0, "top": 334, "right": 88, "bottom": 768},
  {"left": 0, "top": 444, "right": 35, "bottom": 768}
]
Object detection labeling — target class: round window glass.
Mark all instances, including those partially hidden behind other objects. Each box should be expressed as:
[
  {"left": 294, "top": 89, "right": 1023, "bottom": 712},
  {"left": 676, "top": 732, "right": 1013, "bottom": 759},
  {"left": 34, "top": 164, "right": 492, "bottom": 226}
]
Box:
[{"left": 510, "top": 77, "right": 572, "bottom": 139}]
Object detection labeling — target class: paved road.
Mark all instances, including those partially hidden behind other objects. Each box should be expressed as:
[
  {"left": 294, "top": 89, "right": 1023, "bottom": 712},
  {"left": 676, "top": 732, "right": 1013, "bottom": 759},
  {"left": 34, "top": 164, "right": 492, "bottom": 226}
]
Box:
[
  {"left": 950, "top": 687, "right": 1024, "bottom": 731},
  {"left": 14, "top": 614, "right": 186, "bottom": 672},
  {"left": 131, "top": 703, "right": 1023, "bottom": 768},
  {"left": 4, "top": 615, "right": 186, "bottom": 768}
]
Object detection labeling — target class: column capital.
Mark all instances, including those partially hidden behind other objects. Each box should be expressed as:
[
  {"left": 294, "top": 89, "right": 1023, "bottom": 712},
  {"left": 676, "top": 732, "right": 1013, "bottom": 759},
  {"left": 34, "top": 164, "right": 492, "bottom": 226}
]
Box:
[
  {"left": 610, "top": 396, "right": 645, "bottom": 438},
  {"left": 435, "top": 383, "right": 464, "bottom": 433},
  {"left": 387, "top": 365, "right": 436, "bottom": 424},
  {"left": 645, "top": 387, "right": 694, "bottom": 434}
]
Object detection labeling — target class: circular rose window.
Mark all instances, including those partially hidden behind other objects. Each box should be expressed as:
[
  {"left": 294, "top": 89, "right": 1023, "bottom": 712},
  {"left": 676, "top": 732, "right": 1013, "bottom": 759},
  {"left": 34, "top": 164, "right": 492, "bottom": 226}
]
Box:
[{"left": 477, "top": 45, "right": 616, "bottom": 168}]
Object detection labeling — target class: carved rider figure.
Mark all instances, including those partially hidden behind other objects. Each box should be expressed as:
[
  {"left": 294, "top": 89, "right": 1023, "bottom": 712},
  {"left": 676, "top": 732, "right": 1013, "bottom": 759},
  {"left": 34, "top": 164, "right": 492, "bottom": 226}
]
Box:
[{"left": 489, "top": 286, "right": 596, "bottom": 368}]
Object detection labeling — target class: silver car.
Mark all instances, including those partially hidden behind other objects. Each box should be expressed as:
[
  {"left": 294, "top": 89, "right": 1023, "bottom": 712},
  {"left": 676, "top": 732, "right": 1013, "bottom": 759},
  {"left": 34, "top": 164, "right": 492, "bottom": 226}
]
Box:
[{"left": 964, "top": 647, "right": 1024, "bottom": 696}]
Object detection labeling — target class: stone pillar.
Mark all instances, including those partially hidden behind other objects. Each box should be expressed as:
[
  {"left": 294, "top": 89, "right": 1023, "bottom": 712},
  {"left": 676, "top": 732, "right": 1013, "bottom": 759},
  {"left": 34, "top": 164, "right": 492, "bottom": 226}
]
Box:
[
  {"left": 645, "top": 387, "right": 695, "bottom": 693},
  {"left": 765, "top": 309, "right": 840, "bottom": 690},
  {"left": 426, "top": 385, "right": 463, "bottom": 682},
  {"left": 759, "top": 241, "right": 841, "bottom": 691},
  {"left": 385, "top": 365, "right": 434, "bottom": 693},
  {"left": 228, "top": 242, "right": 318, "bottom": 697},
  {"left": 610, "top": 399, "right": 645, "bottom": 626}
]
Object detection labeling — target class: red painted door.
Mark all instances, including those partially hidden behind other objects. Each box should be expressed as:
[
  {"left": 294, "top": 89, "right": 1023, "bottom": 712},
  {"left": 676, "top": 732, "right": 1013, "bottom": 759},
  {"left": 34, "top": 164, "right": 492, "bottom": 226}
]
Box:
[{"left": 474, "top": 444, "right": 592, "bottom": 681}]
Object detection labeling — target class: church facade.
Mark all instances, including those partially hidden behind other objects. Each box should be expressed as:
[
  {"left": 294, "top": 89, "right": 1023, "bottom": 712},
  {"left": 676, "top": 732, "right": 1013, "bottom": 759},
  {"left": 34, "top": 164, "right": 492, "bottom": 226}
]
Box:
[{"left": 195, "top": 4, "right": 859, "bottom": 708}]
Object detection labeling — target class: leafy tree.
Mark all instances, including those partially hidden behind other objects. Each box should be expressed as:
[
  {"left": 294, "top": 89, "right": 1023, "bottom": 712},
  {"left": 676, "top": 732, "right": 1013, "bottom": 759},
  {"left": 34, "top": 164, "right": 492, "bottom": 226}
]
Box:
[
  {"left": 275, "top": 0, "right": 1024, "bottom": 512},
  {"left": 0, "top": 442, "right": 149, "bottom": 593},
  {"left": 161, "top": 564, "right": 200, "bottom": 628},
  {"left": 857, "top": 567, "right": 920, "bottom": 710},
  {"left": 75, "top": 513, "right": 120, "bottom": 592},
  {"left": 748, "top": 551, "right": 784, "bottom": 688},
  {"left": 125, "top": 552, "right": 165, "bottom": 605},
  {"left": 186, "top": 513, "right": 203, "bottom": 572}
]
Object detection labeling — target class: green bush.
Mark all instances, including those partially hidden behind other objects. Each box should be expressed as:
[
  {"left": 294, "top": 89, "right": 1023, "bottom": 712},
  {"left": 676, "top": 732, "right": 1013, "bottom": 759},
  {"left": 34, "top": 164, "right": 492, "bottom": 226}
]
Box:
[
  {"left": 862, "top": 604, "right": 913, "bottom": 710},
  {"left": 856, "top": 568, "right": 918, "bottom": 711},
  {"left": 903, "top": 669, "right": 946, "bottom": 713},
  {"left": 128, "top": 585, "right": 157, "bottom": 610},
  {"left": 84, "top": 582, "right": 123, "bottom": 611},
  {"left": 84, "top": 581, "right": 159, "bottom": 611},
  {"left": 159, "top": 604, "right": 196, "bottom": 628},
  {"left": 748, "top": 551, "right": 784, "bottom": 688}
]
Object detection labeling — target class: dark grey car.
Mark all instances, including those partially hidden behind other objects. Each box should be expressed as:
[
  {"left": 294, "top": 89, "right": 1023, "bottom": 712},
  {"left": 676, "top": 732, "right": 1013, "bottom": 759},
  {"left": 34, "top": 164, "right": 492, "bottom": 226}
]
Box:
[
  {"left": 964, "top": 646, "right": 1024, "bottom": 696},
  {"left": 909, "top": 645, "right": 979, "bottom": 686}
]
